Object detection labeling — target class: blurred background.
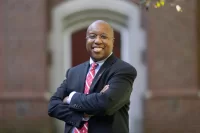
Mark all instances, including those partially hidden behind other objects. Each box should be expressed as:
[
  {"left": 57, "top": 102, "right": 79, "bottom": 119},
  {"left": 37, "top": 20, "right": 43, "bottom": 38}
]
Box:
[{"left": 0, "top": 0, "right": 199, "bottom": 133}]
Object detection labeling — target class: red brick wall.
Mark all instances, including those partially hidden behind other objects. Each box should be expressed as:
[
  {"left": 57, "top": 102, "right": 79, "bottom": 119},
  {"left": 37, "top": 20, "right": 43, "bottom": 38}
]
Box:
[
  {"left": 145, "top": 98, "right": 200, "bottom": 133},
  {"left": 198, "top": 0, "right": 200, "bottom": 88},
  {"left": 0, "top": 0, "right": 48, "bottom": 95},
  {"left": 0, "top": 0, "right": 52, "bottom": 132},
  {"left": 144, "top": 0, "right": 200, "bottom": 133},
  {"left": 0, "top": 0, "right": 5, "bottom": 93},
  {"left": 147, "top": 0, "right": 198, "bottom": 91}
]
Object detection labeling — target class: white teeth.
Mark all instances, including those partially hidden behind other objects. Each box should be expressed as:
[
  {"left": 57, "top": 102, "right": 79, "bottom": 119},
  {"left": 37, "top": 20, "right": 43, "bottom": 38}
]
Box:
[{"left": 93, "top": 48, "right": 102, "bottom": 52}]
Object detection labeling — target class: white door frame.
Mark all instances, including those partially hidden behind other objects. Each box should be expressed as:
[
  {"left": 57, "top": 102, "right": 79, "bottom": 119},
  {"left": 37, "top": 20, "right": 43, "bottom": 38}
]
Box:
[{"left": 49, "top": 0, "right": 147, "bottom": 133}]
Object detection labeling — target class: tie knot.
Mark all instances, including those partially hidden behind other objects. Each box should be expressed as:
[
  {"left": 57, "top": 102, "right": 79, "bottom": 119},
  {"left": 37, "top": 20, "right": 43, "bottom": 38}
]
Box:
[{"left": 91, "top": 62, "right": 98, "bottom": 70}]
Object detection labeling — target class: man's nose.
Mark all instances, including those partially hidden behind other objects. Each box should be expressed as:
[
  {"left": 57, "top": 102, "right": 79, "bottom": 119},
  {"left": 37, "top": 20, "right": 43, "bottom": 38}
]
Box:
[{"left": 94, "top": 36, "right": 102, "bottom": 44}]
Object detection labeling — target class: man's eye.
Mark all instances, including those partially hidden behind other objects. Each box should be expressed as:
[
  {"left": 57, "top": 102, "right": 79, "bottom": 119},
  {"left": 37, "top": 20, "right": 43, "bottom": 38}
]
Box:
[
  {"left": 101, "top": 35, "right": 108, "bottom": 39},
  {"left": 89, "top": 35, "right": 96, "bottom": 39}
]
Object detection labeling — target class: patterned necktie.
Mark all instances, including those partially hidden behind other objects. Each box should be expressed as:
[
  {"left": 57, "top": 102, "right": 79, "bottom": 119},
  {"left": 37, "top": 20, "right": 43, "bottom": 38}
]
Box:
[{"left": 74, "top": 62, "right": 98, "bottom": 133}]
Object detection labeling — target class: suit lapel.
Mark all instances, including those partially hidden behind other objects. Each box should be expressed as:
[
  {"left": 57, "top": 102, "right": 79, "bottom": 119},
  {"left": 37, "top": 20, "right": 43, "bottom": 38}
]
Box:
[
  {"left": 79, "top": 61, "right": 90, "bottom": 93},
  {"left": 89, "top": 54, "right": 117, "bottom": 93}
]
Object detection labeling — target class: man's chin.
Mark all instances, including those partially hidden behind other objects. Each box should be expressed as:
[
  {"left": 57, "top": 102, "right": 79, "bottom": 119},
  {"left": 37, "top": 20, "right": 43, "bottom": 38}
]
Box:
[{"left": 91, "top": 55, "right": 104, "bottom": 62}]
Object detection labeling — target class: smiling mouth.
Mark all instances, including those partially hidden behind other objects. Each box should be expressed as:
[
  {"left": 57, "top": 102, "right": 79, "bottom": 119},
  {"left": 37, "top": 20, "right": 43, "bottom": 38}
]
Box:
[{"left": 92, "top": 47, "right": 104, "bottom": 52}]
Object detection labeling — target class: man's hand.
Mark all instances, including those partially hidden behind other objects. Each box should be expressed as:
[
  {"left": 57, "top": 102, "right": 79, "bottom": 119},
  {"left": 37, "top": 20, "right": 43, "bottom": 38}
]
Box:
[
  {"left": 63, "top": 96, "right": 69, "bottom": 103},
  {"left": 84, "top": 113, "right": 93, "bottom": 117},
  {"left": 100, "top": 85, "right": 109, "bottom": 93}
]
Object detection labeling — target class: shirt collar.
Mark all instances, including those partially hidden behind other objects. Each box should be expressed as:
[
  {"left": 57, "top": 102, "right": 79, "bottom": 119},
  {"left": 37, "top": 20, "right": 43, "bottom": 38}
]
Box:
[{"left": 89, "top": 52, "right": 113, "bottom": 67}]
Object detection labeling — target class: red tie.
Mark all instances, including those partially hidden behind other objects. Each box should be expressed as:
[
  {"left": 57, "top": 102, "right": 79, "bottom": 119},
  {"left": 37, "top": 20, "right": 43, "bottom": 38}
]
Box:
[{"left": 74, "top": 62, "right": 98, "bottom": 133}]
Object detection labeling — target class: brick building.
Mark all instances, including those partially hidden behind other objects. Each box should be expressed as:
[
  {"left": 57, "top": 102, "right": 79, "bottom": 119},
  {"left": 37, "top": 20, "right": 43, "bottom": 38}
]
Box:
[{"left": 0, "top": 0, "right": 199, "bottom": 133}]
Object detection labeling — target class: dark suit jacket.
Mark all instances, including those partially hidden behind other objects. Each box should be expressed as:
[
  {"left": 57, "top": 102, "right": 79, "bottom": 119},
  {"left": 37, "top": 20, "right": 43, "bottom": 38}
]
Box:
[{"left": 48, "top": 54, "right": 137, "bottom": 133}]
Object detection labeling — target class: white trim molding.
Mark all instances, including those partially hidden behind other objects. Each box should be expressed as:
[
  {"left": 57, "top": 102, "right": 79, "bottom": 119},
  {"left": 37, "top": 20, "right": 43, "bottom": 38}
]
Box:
[{"left": 50, "top": 0, "right": 147, "bottom": 133}]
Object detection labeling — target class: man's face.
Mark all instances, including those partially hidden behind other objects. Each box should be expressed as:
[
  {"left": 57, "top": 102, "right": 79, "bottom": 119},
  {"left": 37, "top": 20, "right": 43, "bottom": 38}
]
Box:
[{"left": 86, "top": 22, "right": 114, "bottom": 62}]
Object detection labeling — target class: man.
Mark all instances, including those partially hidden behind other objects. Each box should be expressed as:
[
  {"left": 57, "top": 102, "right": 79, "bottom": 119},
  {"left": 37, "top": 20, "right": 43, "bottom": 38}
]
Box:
[{"left": 48, "top": 20, "right": 137, "bottom": 133}]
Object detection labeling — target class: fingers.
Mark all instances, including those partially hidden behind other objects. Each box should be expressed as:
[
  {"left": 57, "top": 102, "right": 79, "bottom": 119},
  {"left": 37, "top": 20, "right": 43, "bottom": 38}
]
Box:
[
  {"left": 84, "top": 113, "right": 93, "bottom": 117},
  {"left": 100, "top": 85, "right": 109, "bottom": 93}
]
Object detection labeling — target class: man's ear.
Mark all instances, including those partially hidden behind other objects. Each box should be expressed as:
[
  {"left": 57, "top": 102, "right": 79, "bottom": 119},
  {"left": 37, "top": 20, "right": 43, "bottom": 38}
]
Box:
[{"left": 112, "top": 39, "right": 115, "bottom": 46}]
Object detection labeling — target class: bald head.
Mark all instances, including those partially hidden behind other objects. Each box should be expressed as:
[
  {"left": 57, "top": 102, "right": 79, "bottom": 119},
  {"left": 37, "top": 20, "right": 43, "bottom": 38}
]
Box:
[{"left": 87, "top": 20, "right": 114, "bottom": 38}]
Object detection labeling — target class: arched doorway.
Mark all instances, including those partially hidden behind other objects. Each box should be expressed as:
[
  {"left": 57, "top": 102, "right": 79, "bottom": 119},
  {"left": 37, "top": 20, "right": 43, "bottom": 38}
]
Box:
[{"left": 49, "top": 0, "right": 147, "bottom": 133}]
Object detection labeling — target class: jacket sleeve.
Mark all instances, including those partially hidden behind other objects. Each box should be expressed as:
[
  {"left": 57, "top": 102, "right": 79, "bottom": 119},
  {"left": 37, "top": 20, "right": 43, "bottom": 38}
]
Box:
[
  {"left": 68, "top": 66, "right": 137, "bottom": 115},
  {"left": 48, "top": 69, "right": 83, "bottom": 128}
]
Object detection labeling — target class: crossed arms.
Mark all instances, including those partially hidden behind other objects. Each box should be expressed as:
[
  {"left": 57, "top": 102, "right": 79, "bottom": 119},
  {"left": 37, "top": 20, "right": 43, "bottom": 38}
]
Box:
[{"left": 48, "top": 66, "right": 136, "bottom": 127}]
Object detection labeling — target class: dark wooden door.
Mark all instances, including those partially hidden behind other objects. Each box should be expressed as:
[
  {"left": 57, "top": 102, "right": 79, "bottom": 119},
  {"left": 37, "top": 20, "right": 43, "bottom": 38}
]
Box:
[{"left": 72, "top": 28, "right": 121, "bottom": 66}]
